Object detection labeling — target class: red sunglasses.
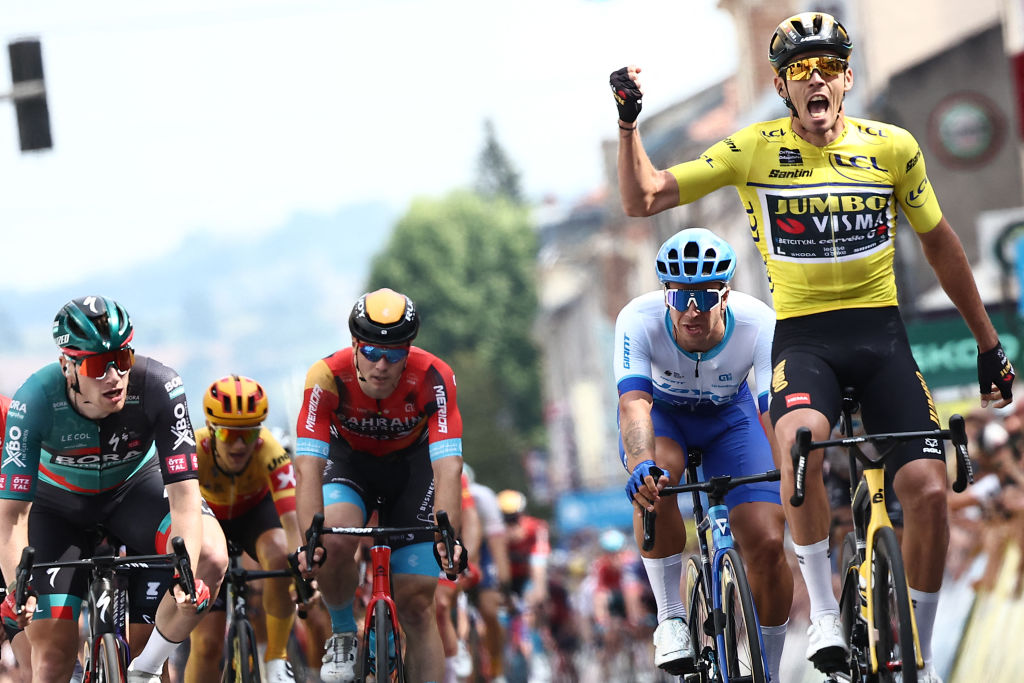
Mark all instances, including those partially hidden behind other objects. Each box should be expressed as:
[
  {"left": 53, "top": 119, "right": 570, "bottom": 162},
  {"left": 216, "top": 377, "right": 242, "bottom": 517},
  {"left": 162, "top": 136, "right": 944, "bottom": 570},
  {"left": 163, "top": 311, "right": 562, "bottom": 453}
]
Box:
[{"left": 67, "top": 347, "right": 135, "bottom": 379}]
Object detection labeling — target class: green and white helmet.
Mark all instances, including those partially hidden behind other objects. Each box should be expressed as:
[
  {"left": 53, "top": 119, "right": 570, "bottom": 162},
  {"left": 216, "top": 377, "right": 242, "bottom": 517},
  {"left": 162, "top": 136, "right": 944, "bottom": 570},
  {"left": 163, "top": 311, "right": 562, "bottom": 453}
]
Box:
[{"left": 52, "top": 296, "right": 134, "bottom": 355}]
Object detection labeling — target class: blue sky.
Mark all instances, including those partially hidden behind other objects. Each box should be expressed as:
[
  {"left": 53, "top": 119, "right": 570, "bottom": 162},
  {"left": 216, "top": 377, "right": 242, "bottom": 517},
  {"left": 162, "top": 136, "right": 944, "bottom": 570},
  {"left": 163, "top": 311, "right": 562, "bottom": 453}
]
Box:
[{"left": 1, "top": 0, "right": 737, "bottom": 292}]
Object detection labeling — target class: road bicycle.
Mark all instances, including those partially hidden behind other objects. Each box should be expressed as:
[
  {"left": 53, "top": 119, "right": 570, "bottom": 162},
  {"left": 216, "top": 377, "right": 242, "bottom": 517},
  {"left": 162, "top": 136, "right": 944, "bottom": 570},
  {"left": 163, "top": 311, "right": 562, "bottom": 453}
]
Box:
[
  {"left": 305, "top": 507, "right": 459, "bottom": 683},
  {"left": 13, "top": 536, "right": 195, "bottom": 683},
  {"left": 219, "top": 540, "right": 314, "bottom": 683},
  {"left": 642, "top": 453, "right": 779, "bottom": 683},
  {"left": 789, "top": 389, "right": 972, "bottom": 683}
]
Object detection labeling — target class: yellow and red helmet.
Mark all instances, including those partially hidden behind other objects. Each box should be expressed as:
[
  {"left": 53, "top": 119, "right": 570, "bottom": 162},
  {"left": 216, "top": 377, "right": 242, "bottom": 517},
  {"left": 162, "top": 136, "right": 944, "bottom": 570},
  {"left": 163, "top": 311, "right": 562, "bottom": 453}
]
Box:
[{"left": 203, "top": 375, "right": 268, "bottom": 427}]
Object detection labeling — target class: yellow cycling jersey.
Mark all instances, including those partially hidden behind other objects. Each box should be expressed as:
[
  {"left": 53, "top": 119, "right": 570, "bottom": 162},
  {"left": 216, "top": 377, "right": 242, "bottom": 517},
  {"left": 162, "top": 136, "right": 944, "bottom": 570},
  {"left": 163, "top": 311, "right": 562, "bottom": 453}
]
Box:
[
  {"left": 195, "top": 426, "right": 296, "bottom": 521},
  {"left": 668, "top": 116, "right": 943, "bottom": 319}
]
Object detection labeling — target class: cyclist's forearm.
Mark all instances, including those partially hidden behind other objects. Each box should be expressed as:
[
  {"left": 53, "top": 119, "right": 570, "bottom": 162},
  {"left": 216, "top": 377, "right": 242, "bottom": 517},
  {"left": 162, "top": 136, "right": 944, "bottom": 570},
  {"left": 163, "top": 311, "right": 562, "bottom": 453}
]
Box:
[
  {"left": 294, "top": 455, "right": 326, "bottom": 535},
  {"left": 490, "top": 536, "right": 512, "bottom": 584},
  {"left": 0, "top": 499, "right": 30, "bottom": 587},
  {"left": 166, "top": 480, "right": 204, "bottom": 572},
  {"left": 919, "top": 217, "right": 999, "bottom": 350},
  {"left": 617, "top": 130, "right": 677, "bottom": 217},
  {"left": 431, "top": 455, "right": 463, "bottom": 534},
  {"left": 279, "top": 510, "right": 303, "bottom": 556}
]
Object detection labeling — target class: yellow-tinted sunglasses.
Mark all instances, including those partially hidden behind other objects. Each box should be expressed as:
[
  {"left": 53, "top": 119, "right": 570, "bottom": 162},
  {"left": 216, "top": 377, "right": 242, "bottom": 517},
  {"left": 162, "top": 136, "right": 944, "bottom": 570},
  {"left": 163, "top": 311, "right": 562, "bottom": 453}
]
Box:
[
  {"left": 212, "top": 425, "right": 261, "bottom": 445},
  {"left": 783, "top": 55, "right": 848, "bottom": 81}
]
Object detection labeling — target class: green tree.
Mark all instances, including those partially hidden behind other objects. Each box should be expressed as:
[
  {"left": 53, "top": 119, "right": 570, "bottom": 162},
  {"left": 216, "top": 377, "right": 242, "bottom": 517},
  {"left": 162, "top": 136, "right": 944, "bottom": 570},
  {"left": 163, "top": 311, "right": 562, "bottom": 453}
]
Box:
[
  {"left": 366, "top": 191, "right": 542, "bottom": 488},
  {"left": 475, "top": 119, "right": 523, "bottom": 205}
]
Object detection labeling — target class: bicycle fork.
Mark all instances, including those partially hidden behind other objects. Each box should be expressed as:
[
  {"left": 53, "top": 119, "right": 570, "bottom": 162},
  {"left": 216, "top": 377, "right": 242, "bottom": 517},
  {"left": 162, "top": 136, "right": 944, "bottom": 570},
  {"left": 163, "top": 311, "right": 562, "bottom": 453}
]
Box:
[
  {"left": 853, "top": 469, "right": 923, "bottom": 675},
  {"left": 88, "top": 573, "right": 130, "bottom": 667}
]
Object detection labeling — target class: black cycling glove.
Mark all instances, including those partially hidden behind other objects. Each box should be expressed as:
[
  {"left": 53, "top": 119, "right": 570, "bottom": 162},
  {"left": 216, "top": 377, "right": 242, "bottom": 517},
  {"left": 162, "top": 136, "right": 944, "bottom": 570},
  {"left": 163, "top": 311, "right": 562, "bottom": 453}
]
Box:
[
  {"left": 609, "top": 67, "right": 642, "bottom": 123},
  {"left": 978, "top": 342, "right": 1015, "bottom": 402}
]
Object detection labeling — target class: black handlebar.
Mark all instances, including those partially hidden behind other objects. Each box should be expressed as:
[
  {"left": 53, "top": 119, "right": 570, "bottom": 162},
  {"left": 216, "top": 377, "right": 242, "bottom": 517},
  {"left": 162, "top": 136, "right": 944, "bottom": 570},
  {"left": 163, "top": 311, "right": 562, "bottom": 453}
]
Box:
[
  {"left": 788, "top": 415, "right": 973, "bottom": 505},
  {"left": 641, "top": 465, "right": 781, "bottom": 551},
  {"left": 171, "top": 536, "right": 198, "bottom": 604},
  {"left": 14, "top": 546, "right": 34, "bottom": 613},
  {"left": 435, "top": 509, "right": 458, "bottom": 580},
  {"left": 790, "top": 427, "right": 812, "bottom": 507}
]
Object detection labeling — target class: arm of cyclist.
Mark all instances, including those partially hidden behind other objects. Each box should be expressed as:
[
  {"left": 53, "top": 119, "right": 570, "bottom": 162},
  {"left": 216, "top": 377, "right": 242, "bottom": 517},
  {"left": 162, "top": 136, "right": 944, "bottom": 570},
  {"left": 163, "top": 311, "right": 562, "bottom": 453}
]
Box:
[
  {"left": 611, "top": 65, "right": 680, "bottom": 217},
  {"left": 917, "top": 217, "right": 1012, "bottom": 408},
  {"left": 0, "top": 499, "right": 35, "bottom": 627},
  {"left": 293, "top": 454, "right": 327, "bottom": 574},
  {"left": 166, "top": 479, "right": 211, "bottom": 611},
  {"left": 432, "top": 454, "right": 465, "bottom": 570},
  {"left": 619, "top": 390, "right": 668, "bottom": 510}
]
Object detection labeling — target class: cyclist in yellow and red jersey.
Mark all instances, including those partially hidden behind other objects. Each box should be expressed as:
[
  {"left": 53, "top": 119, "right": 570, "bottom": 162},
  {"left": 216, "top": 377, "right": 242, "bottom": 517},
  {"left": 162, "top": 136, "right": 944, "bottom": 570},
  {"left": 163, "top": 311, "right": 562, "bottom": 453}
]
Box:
[
  {"left": 186, "top": 375, "right": 306, "bottom": 683},
  {"left": 497, "top": 489, "right": 550, "bottom": 607},
  {"left": 610, "top": 12, "right": 1014, "bottom": 682},
  {"left": 294, "top": 288, "right": 466, "bottom": 683}
]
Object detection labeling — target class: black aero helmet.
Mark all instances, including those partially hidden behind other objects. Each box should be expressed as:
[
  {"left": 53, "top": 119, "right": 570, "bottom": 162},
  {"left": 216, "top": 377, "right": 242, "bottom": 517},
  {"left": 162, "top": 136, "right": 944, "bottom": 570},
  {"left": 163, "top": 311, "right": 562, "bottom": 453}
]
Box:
[
  {"left": 52, "top": 296, "right": 134, "bottom": 354},
  {"left": 348, "top": 288, "right": 419, "bottom": 345},
  {"left": 769, "top": 12, "right": 853, "bottom": 72}
]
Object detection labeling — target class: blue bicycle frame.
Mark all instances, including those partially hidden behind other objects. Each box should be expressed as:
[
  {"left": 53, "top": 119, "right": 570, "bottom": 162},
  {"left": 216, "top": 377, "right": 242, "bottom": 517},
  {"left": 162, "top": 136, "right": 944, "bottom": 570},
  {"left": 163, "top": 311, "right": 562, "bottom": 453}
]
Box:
[{"left": 643, "top": 452, "right": 778, "bottom": 682}]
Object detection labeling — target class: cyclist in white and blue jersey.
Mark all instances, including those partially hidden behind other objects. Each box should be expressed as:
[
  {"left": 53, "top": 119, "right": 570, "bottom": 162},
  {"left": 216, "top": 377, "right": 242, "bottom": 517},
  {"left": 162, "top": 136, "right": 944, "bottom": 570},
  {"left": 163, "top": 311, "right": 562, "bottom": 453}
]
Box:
[{"left": 614, "top": 228, "right": 793, "bottom": 681}]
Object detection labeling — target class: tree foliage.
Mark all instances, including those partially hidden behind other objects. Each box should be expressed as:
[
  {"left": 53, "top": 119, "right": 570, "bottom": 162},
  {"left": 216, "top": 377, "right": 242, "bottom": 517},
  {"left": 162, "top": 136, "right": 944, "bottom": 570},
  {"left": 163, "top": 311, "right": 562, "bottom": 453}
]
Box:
[
  {"left": 475, "top": 119, "right": 523, "bottom": 205},
  {"left": 366, "top": 191, "right": 542, "bottom": 488}
]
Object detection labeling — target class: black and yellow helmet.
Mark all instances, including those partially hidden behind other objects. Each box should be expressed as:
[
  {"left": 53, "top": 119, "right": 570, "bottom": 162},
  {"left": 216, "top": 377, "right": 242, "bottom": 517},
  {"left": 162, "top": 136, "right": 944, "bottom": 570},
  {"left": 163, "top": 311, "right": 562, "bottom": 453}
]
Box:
[
  {"left": 348, "top": 288, "right": 419, "bottom": 345},
  {"left": 769, "top": 12, "right": 853, "bottom": 72}
]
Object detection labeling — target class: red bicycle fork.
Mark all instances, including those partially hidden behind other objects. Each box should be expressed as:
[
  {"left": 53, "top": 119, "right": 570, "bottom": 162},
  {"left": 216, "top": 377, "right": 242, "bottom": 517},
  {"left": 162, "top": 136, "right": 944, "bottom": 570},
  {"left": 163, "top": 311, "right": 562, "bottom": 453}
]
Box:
[{"left": 363, "top": 543, "right": 402, "bottom": 641}]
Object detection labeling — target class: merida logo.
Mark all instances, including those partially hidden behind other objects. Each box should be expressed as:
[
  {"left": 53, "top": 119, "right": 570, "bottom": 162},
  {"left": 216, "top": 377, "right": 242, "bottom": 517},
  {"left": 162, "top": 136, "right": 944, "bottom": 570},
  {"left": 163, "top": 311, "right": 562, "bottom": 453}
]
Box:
[
  {"left": 434, "top": 385, "right": 448, "bottom": 434},
  {"left": 305, "top": 385, "right": 323, "bottom": 433}
]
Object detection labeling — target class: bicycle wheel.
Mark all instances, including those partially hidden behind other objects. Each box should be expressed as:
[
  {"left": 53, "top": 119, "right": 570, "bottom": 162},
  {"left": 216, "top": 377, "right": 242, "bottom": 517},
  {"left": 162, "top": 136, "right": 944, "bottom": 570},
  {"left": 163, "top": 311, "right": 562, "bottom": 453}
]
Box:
[
  {"left": 223, "top": 619, "right": 262, "bottom": 683},
  {"left": 871, "top": 526, "right": 917, "bottom": 683},
  {"left": 375, "top": 599, "right": 405, "bottom": 682},
  {"left": 839, "top": 531, "right": 865, "bottom": 682},
  {"left": 93, "top": 633, "right": 128, "bottom": 683},
  {"left": 720, "top": 549, "right": 767, "bottom": 683},
  {"left": 684, "top": 555, "right": 715, "bottom": 681}
]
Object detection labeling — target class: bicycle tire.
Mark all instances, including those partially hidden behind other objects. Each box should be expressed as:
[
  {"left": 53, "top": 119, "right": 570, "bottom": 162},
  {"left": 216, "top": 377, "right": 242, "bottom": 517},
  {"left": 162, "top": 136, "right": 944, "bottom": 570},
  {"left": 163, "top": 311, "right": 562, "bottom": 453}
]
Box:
[
  {"left": 720, "top": 549, "right": 767, "bottom": 682},
  {"left": 839, "top": 531, "right": 865, "bottom": 682},
  {"left": 684, "top": 555, "right": 714, "bottom": 681},
  {"left": 94, "top": 633, "right": 127, "bottom": 683},
  {"left": 871, "top": 526, "right": 917, "bottom": 683},
  {"left": 223, "top": 619, "right": 262, "bottom": 683},
  {"left": 375, "top": 600, "right": 405, "bottom": 682}
]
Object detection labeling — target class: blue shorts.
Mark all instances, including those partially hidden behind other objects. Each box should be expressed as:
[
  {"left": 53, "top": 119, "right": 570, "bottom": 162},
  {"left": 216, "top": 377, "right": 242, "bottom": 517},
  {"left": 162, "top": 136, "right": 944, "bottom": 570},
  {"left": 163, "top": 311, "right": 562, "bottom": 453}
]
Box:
[{"left": 619, "top": 388, "right": 780, "bottom": 510}]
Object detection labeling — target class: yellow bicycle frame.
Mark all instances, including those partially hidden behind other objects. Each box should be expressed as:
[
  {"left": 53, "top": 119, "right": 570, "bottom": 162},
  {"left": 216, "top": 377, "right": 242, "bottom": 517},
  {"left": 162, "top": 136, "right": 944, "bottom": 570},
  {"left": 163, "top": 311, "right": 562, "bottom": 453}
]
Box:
[{"left": 851, "top": 468, "right": 924, "bottom": 674}]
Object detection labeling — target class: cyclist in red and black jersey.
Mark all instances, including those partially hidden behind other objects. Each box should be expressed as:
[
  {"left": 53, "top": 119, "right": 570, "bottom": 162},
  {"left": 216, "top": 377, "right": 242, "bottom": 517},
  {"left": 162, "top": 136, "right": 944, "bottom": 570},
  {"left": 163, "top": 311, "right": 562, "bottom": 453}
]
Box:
[
  {"left": 294, "top": 288, "right": 466, "bottom": 683},
  {"left": 497, "top": 489, "right": 550, "bottom": 607}
]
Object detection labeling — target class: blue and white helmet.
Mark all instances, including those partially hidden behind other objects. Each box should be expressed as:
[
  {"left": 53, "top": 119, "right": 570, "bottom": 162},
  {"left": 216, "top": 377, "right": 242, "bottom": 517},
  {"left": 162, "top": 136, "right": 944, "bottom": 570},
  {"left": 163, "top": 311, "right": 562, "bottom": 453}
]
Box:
[{"left": 655, "top": 228, "right": 736, "bottom": 285}]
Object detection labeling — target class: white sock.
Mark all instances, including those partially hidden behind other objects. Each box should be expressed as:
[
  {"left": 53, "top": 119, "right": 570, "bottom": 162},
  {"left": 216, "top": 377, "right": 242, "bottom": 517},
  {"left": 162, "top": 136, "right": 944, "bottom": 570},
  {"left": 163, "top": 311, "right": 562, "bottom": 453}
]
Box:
[
  {"left": 792, "top": 538, "right": 839, "bottom": 620},
  {"left": 760, "top": 619, "right": 788, "bottom": 682},
  {"left": 128, "top": 626, "right": 181, "bottom": 675},
  {"left": 910, "top": 587, "right": 939, "bottom": 665},
  {"left": 642, "top": 553, "right": 687, "bottom": 622},
  {"left": 443, "top": 655, "right": 457, "bottom": 683}
]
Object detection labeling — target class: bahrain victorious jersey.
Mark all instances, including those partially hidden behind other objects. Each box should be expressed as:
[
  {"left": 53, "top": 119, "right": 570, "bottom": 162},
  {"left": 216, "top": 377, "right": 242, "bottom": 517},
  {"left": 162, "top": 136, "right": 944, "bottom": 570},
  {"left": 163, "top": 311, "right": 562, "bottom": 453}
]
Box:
[
  {"left": 295, "top": 346, "right": 463, "bottom": 462},
  {"left": 668, "top": 116, "right": 943, "bottom": 319},
  {"left": 614, "top": 290, "right": 775, "bottom": 413},
  {"left": 1, "top": 356, "right": 199, "bottom": 500},
  {"left": 195, "top": 426, "right": 296, "bottom": 520}
]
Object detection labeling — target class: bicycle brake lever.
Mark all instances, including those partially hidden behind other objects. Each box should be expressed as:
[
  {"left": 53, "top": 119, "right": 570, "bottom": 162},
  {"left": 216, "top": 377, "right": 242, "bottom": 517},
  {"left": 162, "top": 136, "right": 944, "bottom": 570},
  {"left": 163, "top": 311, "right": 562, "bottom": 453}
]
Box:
[
  {"left": 790, "top": 427, "right": 812, "bottom": 507},
  {"left": 948, "top": 414, "right": 973, "bottom": 493},
  {"left": 14, "top": 546, "right": 34, "bottom": 613},
  {"left": 287, "top": 551, "right": 315, "bottom": 619},
  {"left": 170, "top": 536, "right": 197, "bottom": 601}
]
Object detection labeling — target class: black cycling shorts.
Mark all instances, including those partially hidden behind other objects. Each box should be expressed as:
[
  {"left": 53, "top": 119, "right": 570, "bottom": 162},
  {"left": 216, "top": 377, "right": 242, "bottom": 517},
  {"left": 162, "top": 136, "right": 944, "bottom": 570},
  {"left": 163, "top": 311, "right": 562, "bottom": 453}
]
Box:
[
  {"left": 27, "top": 459, "right": 214, "bottom": 621},
  {"left": 209, "top": 493, "right": 283, "bottom": 612},
  {"left": 769, "top": 307, "right": 942, "bottom": 474},
  {"left": 321, "top": 436, "right": 436, "bottom": 550}
]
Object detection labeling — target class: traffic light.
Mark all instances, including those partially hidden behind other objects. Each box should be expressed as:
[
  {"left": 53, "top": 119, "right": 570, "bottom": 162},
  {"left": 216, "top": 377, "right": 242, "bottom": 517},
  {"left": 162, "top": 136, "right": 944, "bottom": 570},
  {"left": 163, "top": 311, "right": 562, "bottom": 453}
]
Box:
[{"left": 8, "top": 39, "right": 52, "bottom": 151}]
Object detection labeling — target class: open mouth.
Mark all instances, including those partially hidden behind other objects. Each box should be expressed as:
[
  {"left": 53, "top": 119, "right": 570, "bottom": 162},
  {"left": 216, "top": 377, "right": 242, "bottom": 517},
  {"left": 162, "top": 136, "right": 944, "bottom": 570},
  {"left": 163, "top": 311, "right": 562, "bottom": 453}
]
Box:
[
  {"left": 807, "top": 95, "right": 830, "bottom": 117},
  {"left": 102, "top": 386, "right": 125, "bottom": 402}
]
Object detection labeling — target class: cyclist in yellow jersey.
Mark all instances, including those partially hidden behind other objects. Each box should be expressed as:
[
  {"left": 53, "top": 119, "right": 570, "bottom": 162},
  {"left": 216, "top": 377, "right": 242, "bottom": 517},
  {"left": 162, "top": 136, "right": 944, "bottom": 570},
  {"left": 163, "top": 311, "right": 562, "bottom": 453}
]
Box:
[
  {"left": 185, "top": 376, "right": 309, "bottom": 683},
  {"left": 611, "top": 12, "right": 1015, "bottom": 683}
]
